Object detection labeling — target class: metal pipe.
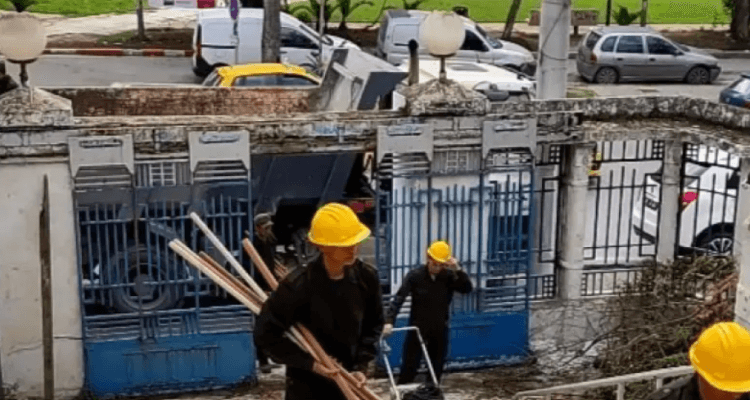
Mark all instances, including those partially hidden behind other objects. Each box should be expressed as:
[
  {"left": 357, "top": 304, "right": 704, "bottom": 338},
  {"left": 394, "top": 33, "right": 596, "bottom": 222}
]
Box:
[{"left": 408, "top": 40, "right": 419, "bottom": 86}]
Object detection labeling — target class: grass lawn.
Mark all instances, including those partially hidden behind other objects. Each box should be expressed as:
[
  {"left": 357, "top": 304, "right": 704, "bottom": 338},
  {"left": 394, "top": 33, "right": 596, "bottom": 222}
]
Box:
[
  {"left": 0, "top": 0, "right": 136, "bottom": 16},
  {"left": 336, "top": 0, "right": 730, "bottom": 25}
]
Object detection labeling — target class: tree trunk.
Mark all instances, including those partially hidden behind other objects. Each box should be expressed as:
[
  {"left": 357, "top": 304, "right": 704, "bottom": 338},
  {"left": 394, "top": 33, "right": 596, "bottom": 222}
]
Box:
[
  {"left": 136, "top": 0, "right": 147, "bottom": 41},
  {"left": 262, "top": 0, "right": 281, "bottom": 62},
  {"left": 502, "top": 0, "right": 523, "bottom": 40},
  {"left": 737, "top": 0, "right": 750, "bottom": 41},
  {"left": 605, "top": 0, "right": 612, "bottom": 25},
  {"left": 640, "top": 0, "right": 648, "bottom": 26}
]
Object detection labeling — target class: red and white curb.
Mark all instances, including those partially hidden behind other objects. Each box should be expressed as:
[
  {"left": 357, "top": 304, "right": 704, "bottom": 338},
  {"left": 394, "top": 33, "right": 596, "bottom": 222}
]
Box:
[{"left": 43, "top": 48, "right": 194, "bottom": 57}]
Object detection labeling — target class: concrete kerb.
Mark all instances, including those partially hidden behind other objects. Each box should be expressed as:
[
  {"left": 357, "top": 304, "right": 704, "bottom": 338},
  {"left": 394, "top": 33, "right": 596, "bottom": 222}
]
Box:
[{"left": 43, "top": 48, "right": 194, "bottom": 57}]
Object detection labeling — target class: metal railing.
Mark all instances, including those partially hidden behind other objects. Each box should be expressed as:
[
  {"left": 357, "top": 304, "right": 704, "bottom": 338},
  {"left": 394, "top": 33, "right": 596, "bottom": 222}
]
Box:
[
  {"left": 581, "top": 268, "right": 643, "bottom": 297},
  {"left": 512, "top": 366, "right": 693, "bottom": 400}
]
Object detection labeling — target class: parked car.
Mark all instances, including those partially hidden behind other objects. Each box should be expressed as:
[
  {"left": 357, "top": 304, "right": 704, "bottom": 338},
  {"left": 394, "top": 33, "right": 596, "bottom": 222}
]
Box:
[
  {"left": 192, "top": 8, "right": 359, "bottom": 77},
  {"left": 632, "top": 147, "right": 739, "bottom": 255},
  {"left": 719, "top": 73, "right": 750, "bottom": 108},
  {"left": 390, "top": 59, "right": 535, "bottom": 108},
  {"left": 576, "top": 26, "right": 721, "bottom": 84},
  {"left": 375, "top": 9, "right": 536, "bottom": 76},
  {"left": 202, "top": 63, "right": 321, "bottom": 87}
]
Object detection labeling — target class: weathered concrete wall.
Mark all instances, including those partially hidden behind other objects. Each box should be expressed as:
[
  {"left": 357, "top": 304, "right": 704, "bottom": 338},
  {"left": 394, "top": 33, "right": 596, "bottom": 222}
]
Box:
[
  {"left": 0, "top": 162, "right": 83, "bottom": 399},
  {"left": 45, "top": 87, "right": 313, "bottom": 117}
]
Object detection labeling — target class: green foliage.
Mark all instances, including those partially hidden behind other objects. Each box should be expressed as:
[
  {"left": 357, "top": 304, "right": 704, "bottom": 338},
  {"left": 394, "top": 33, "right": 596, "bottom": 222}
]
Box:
[
  {"left": 287, "top": 0, "right": 336, "bottom": 30},
  {"left": 331, "top": 0, "right": 375, "bottom": 29},
  {"left": 612, "top": 5, "right": 640, "bottom": 25},
  {"left": 2, "top": 0, "right": 37, "bottom": 11},
  {"left": 402, "top": 0, "right": 428, "bottom": 9}
]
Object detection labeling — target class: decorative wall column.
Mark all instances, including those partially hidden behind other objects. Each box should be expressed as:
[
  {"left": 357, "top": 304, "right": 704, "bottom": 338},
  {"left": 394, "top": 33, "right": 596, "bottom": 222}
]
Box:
[
  {"left": 656, "top": 140, "right": 682, "bottom": 264},
  {"left": 734, "top": 158, "right": 750, "bottom": 330},
  {"left": 557, "top": 143, "right": 594, "bottom": 300}
]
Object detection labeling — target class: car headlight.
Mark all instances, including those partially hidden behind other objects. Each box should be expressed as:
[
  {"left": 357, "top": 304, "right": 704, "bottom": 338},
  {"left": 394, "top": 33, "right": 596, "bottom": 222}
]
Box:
[{"left": 473, "top": 81, "right": 498, "bottom": 93}]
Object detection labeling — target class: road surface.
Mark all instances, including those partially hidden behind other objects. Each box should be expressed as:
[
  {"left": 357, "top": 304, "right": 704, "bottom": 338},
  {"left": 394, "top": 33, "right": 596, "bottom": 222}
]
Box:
[{"left": 4, "top": 55, "right": 749, "bottom": 101}]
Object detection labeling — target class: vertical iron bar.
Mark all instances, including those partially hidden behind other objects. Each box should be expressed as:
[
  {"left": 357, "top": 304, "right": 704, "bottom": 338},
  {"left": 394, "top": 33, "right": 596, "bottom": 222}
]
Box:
[
  {"left": 604, "top": 168, "right": 615, "bottom": 264},
  {"left": 614, "top": 166, "right": 626, "bottom": 265},
  {"left": 40, "top": 176, "right": 54, "bottom": 400}
]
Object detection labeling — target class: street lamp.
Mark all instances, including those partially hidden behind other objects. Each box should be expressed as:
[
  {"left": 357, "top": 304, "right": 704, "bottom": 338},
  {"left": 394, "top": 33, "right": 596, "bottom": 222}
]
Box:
[
  {"left": 0, "top": 12, "right": 47, "bottom": 88},
  {"left": 419, "top": 11, "right": 465, "bottom": 83}
]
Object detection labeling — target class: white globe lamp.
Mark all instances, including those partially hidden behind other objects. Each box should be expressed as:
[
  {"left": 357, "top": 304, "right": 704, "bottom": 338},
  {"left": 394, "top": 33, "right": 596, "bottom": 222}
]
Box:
[
  {"left": 419, "top": 11, "right": 465, "bottom": 82},
  {"left": 0, "top": 12, "right": 48, "bottom": 87}
]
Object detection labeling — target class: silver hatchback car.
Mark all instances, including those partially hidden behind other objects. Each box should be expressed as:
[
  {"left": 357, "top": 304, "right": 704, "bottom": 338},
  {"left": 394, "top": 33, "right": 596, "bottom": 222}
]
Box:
[{"left": 577, "top": 26, "right": 721, "bottom": 84}]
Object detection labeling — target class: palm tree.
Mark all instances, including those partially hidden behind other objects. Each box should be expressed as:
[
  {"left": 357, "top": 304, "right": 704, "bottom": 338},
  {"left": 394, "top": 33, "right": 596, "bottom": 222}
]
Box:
[{"left": 332, "top": 0, "right": 374, "bottom": 31}]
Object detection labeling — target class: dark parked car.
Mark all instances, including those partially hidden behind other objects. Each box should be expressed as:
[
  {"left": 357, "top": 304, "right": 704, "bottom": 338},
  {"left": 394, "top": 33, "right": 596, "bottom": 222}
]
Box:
[{"left": 719, "top": 73, "right": 750, "bottom": 108}]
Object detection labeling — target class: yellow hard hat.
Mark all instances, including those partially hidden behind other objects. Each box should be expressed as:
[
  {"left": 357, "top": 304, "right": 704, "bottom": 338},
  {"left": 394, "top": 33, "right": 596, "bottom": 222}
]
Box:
[
  {"left": 308, "top": 203, "right": 371, "bottom": 247},
  {"left": 427, "top": 241, "right": 451, "bottom": 263},
  {"left": 689, "top": 321, "right": 750, "bottom": 393}
]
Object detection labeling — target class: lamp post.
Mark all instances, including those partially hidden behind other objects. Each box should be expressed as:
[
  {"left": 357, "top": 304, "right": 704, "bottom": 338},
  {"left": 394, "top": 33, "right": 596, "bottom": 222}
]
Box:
[
  {"left": 419, "top": 11, "right": 465, "bottom": 83},
  {"left": 0, "top": 12, "right": 47, "bottom": 89}
]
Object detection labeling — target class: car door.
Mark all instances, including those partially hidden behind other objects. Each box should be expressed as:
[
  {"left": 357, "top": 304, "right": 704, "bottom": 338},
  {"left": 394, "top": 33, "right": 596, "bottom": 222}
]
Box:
[
  {"left": 456, "top": 29, "right": 489, "bottom": 63},
  {"left": 280, "top": 26, "right": 319, "bottom": 67},
  {"left": 645, "top": 35, "right": 684, "bottom": 81},
  {"left": 614, "top": 35, "right": 647, "bottom": 81}
]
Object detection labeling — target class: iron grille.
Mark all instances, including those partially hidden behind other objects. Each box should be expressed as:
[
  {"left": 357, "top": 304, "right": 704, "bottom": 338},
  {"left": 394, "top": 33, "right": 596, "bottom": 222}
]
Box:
[
  {"left": 193, "top": 160, "right": 249, "bottom": 183},
  {"left": 136, "top": 158, "right": 191, "bottom": 187},
  {"left": 74, "top": 166, "right": 132, "bottom": 191}
]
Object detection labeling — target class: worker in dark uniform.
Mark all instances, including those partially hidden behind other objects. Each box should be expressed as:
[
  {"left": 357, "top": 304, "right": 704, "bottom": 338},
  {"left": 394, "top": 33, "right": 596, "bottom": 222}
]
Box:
[
  {"left": 0, "top": 60, "right": 19, "bottom": 96},
  {"left": 252, "top": 212, "right": 280, "bottom": 373},
  {"left": 644, "top": 321, "right": 750, "bottom": 400},
  {"left": 382, "top": 240, "right": 473, "bottom": 384},
  {"left": 254, "top": 203, "right": 384, "bottom": 400}
]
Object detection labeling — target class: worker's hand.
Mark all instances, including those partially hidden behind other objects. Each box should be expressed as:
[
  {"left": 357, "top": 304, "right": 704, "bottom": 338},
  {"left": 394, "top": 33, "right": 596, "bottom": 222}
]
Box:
[
  {"left": 312, "top": 361, "right": 339, "bottom": 380},
  {"left": 351, "top": 371, "right": 367, "bottom": 388},
  {"left": 382, "top": 323, "right": 394, "bottom": 337},
  {"left": 274, "top": 263, "right": 289, "bottom": 279},
  {"left": 445, "top": 257, "right": 459, "bottom": 270}
]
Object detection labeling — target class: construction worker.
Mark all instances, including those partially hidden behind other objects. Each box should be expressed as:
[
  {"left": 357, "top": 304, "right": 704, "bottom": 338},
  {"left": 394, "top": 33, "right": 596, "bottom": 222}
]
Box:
[
  {"left": 382, "top": 240, "right": 473, "bottom": 384},
  {"left": 254, "top": 203, "right": 384, "bottom": 400},
  {"left": 252, "top": 212, "right": 280, "bottom": 373},
  {"left": 645, "top": 321, "right": 750, "bottom": 400}
]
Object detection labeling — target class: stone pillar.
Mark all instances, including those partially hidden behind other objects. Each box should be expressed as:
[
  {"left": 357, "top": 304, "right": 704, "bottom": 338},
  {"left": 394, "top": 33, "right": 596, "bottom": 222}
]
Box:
[
  {"left": 734, "top": 158, "right": 750, "bottom": 329},
  {"left": 656, "top": 140, "right": 682, "bottom": 264},
  {"left": 557, "top": 143, "right": 594, "bottom": 300}
]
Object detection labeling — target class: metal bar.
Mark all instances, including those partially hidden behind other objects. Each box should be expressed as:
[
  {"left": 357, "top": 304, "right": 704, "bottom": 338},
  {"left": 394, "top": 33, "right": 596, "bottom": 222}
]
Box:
[
  {"left": 616, "top": 383, "right": 625, "bottom": 400},
  {"left": 40, "top": 175, "right": 54, "bottom": 400}
]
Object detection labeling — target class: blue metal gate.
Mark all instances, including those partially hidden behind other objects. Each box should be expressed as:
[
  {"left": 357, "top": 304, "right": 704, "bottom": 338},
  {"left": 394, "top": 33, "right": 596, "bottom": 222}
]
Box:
[
  {"left": 375, "top": 123, "right": 536, "bottom": 371},
  {"left": 70, "top": 134, "right": 256, "bottom": 397}
]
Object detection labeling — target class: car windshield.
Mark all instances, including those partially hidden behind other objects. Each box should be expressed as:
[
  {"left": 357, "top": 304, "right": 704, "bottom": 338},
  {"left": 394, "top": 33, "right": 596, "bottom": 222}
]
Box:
[
  {"left": 476, "top": 25, "right": 502, "bottom": 49},
  {"left": 299, "top": 23, "right": 333, "bottom": 46},
  {"left": 585, "top": 32, "right": 601, "bottom": 49},
  {"left": 729, "top": 77, "right": 750, "bottom": 94}
]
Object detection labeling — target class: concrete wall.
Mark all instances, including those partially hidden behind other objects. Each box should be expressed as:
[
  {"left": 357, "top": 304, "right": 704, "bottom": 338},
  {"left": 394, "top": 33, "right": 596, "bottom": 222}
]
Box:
[
  {"left": 46, "top": 87, "right": 313, "bottom": 117},
  {"left": 0, "top": 162, "right": 83, "bottom": 399}
]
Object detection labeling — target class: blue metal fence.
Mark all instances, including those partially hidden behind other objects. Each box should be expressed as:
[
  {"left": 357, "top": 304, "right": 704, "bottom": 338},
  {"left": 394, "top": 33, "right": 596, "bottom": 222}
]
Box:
[
  {"left": 73, "top": 158, "right": 256, "bottom": 397},
  {"left": 375, "top": 148, "right": 536, "bottom": 371}
]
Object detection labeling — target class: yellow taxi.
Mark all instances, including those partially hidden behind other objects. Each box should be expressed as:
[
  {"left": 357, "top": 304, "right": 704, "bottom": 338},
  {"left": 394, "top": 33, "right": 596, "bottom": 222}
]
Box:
[{"left": 202, "top": 63, "right": 321, "bottom": 88}]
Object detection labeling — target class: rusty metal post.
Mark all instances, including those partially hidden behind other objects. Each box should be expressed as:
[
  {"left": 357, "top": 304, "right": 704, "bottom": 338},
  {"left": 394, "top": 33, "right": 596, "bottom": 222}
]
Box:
[
  {"left": 40, "top": 175, "right": 54, "bottom": 400},
  {"left": 734, "top": 158, "right": 750, "bottom": 330},
  {"left": 408, "top": 40, "right": 419, "bottom": 86},
  {"left": 557, "top": 143, "right": 593, "bottom": 300},
  {"left": 656, "top": 140, "right": 682, "bottom": 264}
]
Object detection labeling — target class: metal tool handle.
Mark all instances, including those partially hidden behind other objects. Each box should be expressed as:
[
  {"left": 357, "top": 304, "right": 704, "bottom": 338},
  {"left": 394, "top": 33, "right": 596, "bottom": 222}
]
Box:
[{"left": 380, "top": 326, "right": 440, "bottom": 389}]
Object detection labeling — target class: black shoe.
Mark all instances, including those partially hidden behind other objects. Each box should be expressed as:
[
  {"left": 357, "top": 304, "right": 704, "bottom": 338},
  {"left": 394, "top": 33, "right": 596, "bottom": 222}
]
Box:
[{"left": 259, "top": 365, "right": 273, "bottom": 373}]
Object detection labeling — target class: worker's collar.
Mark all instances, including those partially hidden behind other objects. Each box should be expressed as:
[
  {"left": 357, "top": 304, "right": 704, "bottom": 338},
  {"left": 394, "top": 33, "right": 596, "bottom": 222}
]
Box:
[{"left": 312, "top": 256, "right": 359, "bottom": 284}]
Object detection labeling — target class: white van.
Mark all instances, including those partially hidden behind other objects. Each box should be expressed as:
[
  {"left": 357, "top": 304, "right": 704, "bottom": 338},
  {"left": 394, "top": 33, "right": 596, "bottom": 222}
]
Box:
[
  {"left": 192, "top": 8, "right": 360, "bottom": 77},
  {"left": 375, "top": 10, "right": 536, "bottom": 76}
]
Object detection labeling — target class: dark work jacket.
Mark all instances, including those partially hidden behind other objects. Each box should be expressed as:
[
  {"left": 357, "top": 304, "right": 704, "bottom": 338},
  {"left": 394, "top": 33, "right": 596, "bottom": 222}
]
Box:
[
  {"left": 252, "top": 235, "right": 276, "bottom": 291},
  {"left": 644, "top": 374, "right": 749, "bottom": 400},
  {"left": 255, "top": 256, "right": 384, "bottom": 400},
  {"left": 386, "top": 266, "right": 473, "bottom": 334}
]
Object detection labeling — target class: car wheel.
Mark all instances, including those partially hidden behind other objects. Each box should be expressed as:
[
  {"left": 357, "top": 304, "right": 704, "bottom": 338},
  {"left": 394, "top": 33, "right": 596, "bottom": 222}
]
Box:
[
  {"left": 685, "top": 66, "right": 710, "bottom": 84},
  {"left": 594, "top": 67, "right": 618, "bottom": 84},
  {"left": 697, "top": 232, "right": 734, "bottom": 255},
  {"left": 110, "top": 245, "right": 184, "bottom": 313}
]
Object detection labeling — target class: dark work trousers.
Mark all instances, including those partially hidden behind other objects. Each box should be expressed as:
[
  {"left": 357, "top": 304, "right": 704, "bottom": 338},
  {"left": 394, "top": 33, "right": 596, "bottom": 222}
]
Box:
[
  {"left": 257, "top": 347, "right": 270, "bottom": 366},
  {"left": 397, "top": 327, "right": 449, "bottom": 385}
]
